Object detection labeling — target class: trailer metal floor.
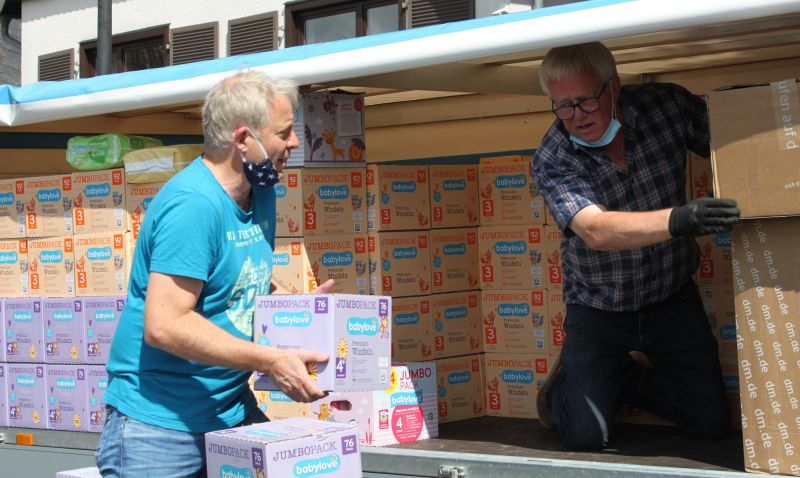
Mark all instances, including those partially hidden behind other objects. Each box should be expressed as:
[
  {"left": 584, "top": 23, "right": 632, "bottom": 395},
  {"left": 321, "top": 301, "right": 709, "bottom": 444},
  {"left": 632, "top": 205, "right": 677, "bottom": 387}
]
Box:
[{"left": 380, "top": 416, "right": 745, "bottom": 473}]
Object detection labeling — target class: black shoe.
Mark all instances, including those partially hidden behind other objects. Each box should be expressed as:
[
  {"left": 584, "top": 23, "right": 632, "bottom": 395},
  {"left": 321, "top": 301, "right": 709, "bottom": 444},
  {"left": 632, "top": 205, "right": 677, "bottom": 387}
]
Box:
[{"left": 537, "top": 358, "right": 562, "bottom": 430}]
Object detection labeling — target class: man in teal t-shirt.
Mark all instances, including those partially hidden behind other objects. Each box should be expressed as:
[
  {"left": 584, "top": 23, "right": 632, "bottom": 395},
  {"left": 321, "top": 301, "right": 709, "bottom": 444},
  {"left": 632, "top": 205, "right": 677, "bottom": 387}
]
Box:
[{"left": 96, "top": 71, "right": 332, "bottom": 478}]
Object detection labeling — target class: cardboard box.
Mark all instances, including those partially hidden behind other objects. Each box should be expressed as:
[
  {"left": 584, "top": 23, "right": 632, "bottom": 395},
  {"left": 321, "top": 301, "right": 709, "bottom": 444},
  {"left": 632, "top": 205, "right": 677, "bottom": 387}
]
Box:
[
  {"left": 478, "top": 155, "right": 545, "bottom": 226},
  {"left": 708, "top": 79, "right": 800, "bottom": 218},
  {"left": 46, "top": 365, "right": 88, "bottom": 431},
  {"left": 205, "top": 418, "right": 361, "bottom": 478},
  {"left": 478, "top": 225, "right": 545, "bottom": 290},
  {"left": 431, "top": 291, "right": 482, "bottom": 359},
  {"left": 730, "top": 218, "right": 800, "bottom": 474},
  {"left": 0, "top": 239, "right": 29, "bottom": 297},
  {"left": 0, "top": 178, "right": 27, "bottom": 238},
  {"left": 300, "top": 168, "right": 366, "bottom": 235},
  {"left": 430, "top": 227, "right": 479, "bottom": 293},
  {"left": 391, "top": 295, "right": 433, "bottom": 363},
  {"left": 43, "top": 298, "right": 85, "bottom": 364},
  {"left": 485, "top": 353, "right": 551, "bottom": 418},
  {"left": 482, "top": 290, "right": 548, "bottom": 354},
  {"left": 73, "top": 232, "right": 129, "bottom": 296},
  {"left": 86, "top": 365, "right": 108, "bottom": 432},
  {"left": 3, "top": 298, "right": 44, "bottom": 362},
  {"left": 7, "top": 363, "right": 47, "bottom": 429},
  {"left": 21, "top": 175, "right": 73, "bottom": 238},
  {"left": 27, "top": 236, "right": 75, "bottom": 298},
  {"left": 253, "top": 390, "right": 311, "bottom": 420},
  {"left": 547, "top": 291, "right": 566, "bottom": 352},
  {"left": 435, "top": 354, "right": 485, "bottom": 423},
  {"left": 253, "top": 294, "right": 391, "bottom": 392},
  {"left": 366, "top": 164, "right": 430, "bottom": 232},
  {"left": 72, "top": 169, "right": 126, "bottom": 234},
  {"left": 83, "top": 296, "right": 125, "bottom": 364},
  {"left": 301, "top": 91, "right": 366, "bottom": 167},
  {"left": 56, "top": 468, "right": 101, "bottom": 478},
  {"left": 688, "top": 151, "right": 714, "bottom": 200},
  {"left": 125, "top": 181, "right": 164, "bottom": 241},
  {"left": 271, "top": 236, "right": 369, "bottom": 295},
  {"left": 543, "top": 226, "right": 564, "bottom": 290},
  {"left": 368, "top": 231, "right": 431, "bottom": 297},
  {"left": 695, "top": 232, "right": 733, "bottom": 289},
  {"left": 0, "top": 363, "right": 7, "bottom": 427},
  {"left": 309, "top": 363, "right": 439, "bottom": 447},
  {"left": 429, "top": 164, "right": 479, "bottom": 229},
  {"left": 275, "top": 169, "right": 303, "bottom": 237}
]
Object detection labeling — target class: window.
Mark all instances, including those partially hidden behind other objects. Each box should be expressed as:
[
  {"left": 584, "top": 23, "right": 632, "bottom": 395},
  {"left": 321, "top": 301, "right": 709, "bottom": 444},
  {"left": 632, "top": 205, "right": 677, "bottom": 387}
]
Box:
[
  {"left": 285, "top": 0, "right": 402, "bottom": 47},
  {"left": 79, "top": 25, "right": 169, "bottom": 78}
]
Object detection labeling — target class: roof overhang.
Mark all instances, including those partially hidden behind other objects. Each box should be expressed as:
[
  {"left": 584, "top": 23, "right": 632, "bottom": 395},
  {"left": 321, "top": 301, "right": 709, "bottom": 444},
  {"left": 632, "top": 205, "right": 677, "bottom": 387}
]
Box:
[{"left": 2, "top": 0, "right": 800, "bottom": 127}]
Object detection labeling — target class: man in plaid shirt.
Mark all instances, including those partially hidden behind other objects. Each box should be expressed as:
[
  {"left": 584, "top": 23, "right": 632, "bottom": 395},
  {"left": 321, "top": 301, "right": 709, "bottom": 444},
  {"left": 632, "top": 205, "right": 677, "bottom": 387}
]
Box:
[{"left": 533, "top": 42, "right": 739, "bottom": 450}]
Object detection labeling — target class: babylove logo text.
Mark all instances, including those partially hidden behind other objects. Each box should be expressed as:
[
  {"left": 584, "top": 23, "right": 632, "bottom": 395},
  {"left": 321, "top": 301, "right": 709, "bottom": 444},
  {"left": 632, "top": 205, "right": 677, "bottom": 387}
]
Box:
[
  {"left": 272, "top": 312, "right": 312, "bottom": 327},
  {"left": 347, "top": 316, "right": 379, "bottom": 335},
  {"left": 293, "top": 454, "right": 341, "bottom": 477}
]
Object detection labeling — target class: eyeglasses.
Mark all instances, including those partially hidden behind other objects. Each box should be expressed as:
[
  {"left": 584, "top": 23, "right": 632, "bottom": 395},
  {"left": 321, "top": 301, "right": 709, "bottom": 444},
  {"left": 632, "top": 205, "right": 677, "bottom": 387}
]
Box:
[{"left": 551, "top": 80, "right": 609, "bottom": 120}]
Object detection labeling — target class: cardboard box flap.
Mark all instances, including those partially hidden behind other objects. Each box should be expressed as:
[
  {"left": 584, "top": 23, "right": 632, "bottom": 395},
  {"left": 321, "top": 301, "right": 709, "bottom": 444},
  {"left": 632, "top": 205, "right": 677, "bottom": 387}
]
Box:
[{"left": 708, "top": 78, "right": 800, "bottom": 219}]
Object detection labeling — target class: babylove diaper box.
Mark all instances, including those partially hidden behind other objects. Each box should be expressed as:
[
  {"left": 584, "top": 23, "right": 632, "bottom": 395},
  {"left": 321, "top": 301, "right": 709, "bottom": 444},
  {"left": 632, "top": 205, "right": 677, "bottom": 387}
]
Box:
[
  {"left": 431, "top": 291, "right": 482, "bottom": 359},
  {"left": 73, "top": 231, "right": 129, "bottom": 296},
  {"left": 0, "top": 363, "right": 6, "bottom": 427},
  {"left": 0, "top": 178, "right": 26, "bottom": 238},
  {"left": 254, "top": 389, "right": 312, "bottom": 420},
  {"left": 478, "top": 155, "right": 545, "bottom": 226},
  {"left": 71, "top": 168, "right": 126, "bottom": 234},
  {"left": 86, "top": 365, "right": 108, "bottom": 433},
  {"left": 56, "top": 467, "right": 102, "bottom": 478},
  {"left": 7, "top": 363, "right": 47, "bottom": 429},
  {"left": 478, "top": 225, "right": 545, "bottom": 290},
  {"left": 253, "top": 294, "right": 392, "bottom": 392},
  {"left": 43, "top": 298, "right": 85, "bottom": 364},
  {"left": 21, "top": 174, "right": 73, "bottom": 238},
  {"left": 695, "top": 231, "right": 733, "bottom": 289},
  {"left": 485, "top": 353, "right": 552, "bottom": 419},
  {"left": 274, "top": 168, "right": 303, "bottom": 237},
  {"left": 543, "top": 225, "right": 563, "bottom": 290},
  {"left": 430, "top": 227, "right": 479, "bottom": 293},
  {"left": 296, "top": 168, "right": 366, "bottom": 236},
  {"left": 124, "top": 181, "right": 165, "bottom": 241},
  {"left": 46, "top": 365, "right": 88, "bottom": 431},
  {"left": 391, "top": 295, "right": 433, "bottom": 363},
  {"left": 435, "top": 354, "right": 485, "bottom": 424},
  {"left": 301, "top": 91, "right": 366, "bottom": 166},
  {"left": 309, "top": 362, "right": 438, "bottom": 447},
  {"left": 547, "top": 291, "right": 566, "bottom": 352},
  {"left": 482, "top": 290, "right": 548, "bottom": 354},
  {"left": 429, "top": 164, "right": 479, "bottom": 229},
  {"left": 205, "top": 417, "right": 361, "bottom": 478},
  {"left": 83, "top": 296, "right": 125, "bottom": 364},
  {"left": 3, "top": 298, "right": 44, "bottom": 362},
  {"left": 0, "top": 239, "right": 29, "bottom": 297},
  {"left": 368, "top": 230, "right": 431, "bottom": 297},
  {"left": 366, "top": 164, "right": 430, "bottom": 232},
  {"left": 27, "top": 236, "right": 75, "bottom": 298},
  {"left": 271, "top": 235, "right": 369, "bottom": 295}
]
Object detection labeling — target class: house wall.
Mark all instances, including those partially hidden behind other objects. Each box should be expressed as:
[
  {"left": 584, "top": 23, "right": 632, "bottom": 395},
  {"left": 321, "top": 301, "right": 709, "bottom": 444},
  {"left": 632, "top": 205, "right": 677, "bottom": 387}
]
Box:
[
  {"left": 20, "top": 0, "right": 286, "bottom": 84},
  {"left": 0, "top": 16, "right": 20, "bottom": 85}
]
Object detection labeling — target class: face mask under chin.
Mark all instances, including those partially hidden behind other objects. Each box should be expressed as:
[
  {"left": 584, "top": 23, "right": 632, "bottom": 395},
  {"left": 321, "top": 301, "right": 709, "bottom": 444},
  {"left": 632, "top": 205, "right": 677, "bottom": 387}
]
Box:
[{"left": 241, "top": 129, "right": 280, "bottom": 188}]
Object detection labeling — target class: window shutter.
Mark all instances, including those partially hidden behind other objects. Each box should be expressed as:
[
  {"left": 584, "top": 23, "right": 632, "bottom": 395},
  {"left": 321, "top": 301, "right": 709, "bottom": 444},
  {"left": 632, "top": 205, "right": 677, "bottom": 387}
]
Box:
[
  {"left": 171, "top": 23, "right": 218, "bottom": 65},
  {"left": 38, "top": 49, "right": 74, "bottom": 81},
  {"left": 409, "top": 0, "right": 472, "bottom": 28},
  {"left": 229, "top": 12, "right": 279, "bottom": 56}
]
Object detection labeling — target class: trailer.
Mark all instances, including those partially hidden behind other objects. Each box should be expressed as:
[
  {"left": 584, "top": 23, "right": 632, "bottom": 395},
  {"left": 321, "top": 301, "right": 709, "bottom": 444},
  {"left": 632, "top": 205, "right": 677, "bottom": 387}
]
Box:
[{"left": 2, "top": 0, "right": 800, "bottom": 476}]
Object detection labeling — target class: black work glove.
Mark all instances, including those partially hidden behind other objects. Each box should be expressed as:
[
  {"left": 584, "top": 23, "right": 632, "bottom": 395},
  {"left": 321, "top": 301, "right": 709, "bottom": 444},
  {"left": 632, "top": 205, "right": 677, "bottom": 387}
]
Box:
[{"left": 669, "top": 198, "right": 740, "bottom": 237}]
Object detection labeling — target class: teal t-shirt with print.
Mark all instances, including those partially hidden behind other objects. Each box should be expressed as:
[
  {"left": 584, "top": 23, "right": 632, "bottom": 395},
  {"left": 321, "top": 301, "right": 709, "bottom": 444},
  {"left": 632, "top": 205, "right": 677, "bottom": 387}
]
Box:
[{"left": 104, "top": 158, "right": 275, "bottom": 432}]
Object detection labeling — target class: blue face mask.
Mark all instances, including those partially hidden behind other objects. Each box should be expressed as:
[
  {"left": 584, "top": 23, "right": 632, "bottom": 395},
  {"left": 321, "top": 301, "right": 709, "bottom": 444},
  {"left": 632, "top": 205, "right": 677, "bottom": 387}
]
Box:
[
  {"left": 569, "top": 86, "right": 620, "bottom": 148},
  {"left": 241, "top": 128, "right": 280, "bottom": 188},
  {"left": 569, "top": 118, "right": 621, "bottom": 148}
]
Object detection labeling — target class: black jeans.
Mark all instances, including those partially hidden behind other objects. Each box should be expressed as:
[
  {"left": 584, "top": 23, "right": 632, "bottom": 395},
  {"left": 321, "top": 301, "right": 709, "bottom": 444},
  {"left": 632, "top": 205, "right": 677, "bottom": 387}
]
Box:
[{"left": 549, "top": 281, "right": 730, "bottom": 450}]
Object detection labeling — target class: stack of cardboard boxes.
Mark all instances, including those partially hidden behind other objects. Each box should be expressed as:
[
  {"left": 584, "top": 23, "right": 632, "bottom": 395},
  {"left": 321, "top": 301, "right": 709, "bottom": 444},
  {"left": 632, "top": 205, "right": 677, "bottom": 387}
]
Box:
[
  {"left": 0, "top": 167, "right": 128, "bottom": 432},
  {"left": 707, "top": 78, "right": 800, "bottom": 475}
]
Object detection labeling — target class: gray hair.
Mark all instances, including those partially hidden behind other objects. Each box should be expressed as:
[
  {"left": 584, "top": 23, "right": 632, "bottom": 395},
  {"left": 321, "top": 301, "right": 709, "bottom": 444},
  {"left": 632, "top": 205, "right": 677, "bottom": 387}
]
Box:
[
  {"left": 539, "top": 42, "right": 617, "bottom": 96},
  {"left": 202, "top": 70, "right": 299, "bottom": 153}
]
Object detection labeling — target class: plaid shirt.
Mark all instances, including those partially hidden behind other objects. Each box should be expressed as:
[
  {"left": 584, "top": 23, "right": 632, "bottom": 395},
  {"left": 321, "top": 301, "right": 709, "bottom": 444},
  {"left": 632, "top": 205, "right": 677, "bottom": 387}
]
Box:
[{"left": 533, "top": 83, "right": 709, "bottom": 311}]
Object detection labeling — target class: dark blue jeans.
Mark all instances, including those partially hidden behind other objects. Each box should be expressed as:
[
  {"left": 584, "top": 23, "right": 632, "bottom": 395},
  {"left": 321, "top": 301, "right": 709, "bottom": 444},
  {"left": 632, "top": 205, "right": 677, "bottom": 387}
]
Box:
[{"left": 549, "top": 281, "right": 730, "bottom": 450}]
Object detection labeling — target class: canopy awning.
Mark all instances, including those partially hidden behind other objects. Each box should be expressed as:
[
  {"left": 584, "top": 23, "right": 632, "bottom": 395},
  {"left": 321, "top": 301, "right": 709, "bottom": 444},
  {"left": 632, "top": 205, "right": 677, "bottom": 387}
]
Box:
[{"left": 2, "top": 0, "right": 800, "bottom": 127}]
